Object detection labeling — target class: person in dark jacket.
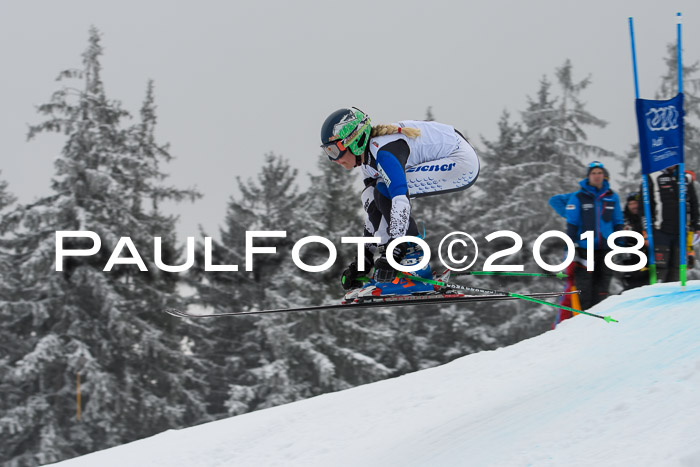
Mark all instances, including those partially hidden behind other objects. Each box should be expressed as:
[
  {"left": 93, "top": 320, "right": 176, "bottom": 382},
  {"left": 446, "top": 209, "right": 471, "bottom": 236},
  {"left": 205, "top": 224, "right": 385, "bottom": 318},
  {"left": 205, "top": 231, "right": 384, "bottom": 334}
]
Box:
[
  {"left": 645, "top": 165, "right": 700, "bottom": 282},
  {"left": 624, "top": 192, "right": 644, "bottom": 234},
  {"left": 565, "top": 161, "right": 624, "bottom": 310},
  {"left": 621, "top": 192, "right": 648, "bottom": 290}
]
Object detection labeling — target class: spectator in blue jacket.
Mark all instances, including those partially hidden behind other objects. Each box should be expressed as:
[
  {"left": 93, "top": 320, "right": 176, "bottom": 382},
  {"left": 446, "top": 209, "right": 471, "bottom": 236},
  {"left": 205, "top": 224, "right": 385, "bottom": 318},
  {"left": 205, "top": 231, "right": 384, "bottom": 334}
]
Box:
[{"left": 565, "top": 161, "right": 624, "bottom": 310}]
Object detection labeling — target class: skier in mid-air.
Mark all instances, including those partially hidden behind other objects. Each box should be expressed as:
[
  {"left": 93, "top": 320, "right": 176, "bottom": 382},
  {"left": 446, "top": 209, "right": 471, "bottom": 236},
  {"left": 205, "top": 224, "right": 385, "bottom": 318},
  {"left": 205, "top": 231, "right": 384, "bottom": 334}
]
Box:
[{"left": 319, "top": 107, "right": 479, "bottom": 301}]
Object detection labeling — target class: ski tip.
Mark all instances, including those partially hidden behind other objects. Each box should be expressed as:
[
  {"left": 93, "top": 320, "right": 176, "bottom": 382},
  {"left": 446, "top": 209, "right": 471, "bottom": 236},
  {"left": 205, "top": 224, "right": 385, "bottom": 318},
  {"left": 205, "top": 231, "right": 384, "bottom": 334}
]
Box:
[
  {"left": 556, "top": 272, "right": 568, "bottom": 279},
  {"left": 164, "top": 308, "right": 189, "bottom": 318},
  {"left": 603, "top": 315, "right": 619, "bottom": 323}
]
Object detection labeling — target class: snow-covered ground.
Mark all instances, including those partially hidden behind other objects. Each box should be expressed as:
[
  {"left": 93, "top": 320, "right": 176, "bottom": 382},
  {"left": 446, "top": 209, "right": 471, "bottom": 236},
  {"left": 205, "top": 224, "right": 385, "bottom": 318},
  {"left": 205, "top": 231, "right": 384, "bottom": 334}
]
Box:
[{"left": 51, "top": 282, "right": 700, "bottom": 467}]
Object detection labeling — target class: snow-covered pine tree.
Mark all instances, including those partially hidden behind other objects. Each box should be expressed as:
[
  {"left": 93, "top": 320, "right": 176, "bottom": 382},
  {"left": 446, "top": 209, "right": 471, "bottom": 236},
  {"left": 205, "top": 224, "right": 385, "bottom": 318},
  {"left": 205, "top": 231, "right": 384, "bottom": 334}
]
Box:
[
  {"left": 0, "top": 172, "right": 17, "bottom": 298},
  {"left": 0, "top": 28, "right": 207, "bottom": 466},
  {"left": 193, "top": 152, "right": 314, "bottom": 416},
  {"left": 0, "top": 172, "right": 17, "bottom": 302},
  {"left": 464, "top": 60, "right": 617, "bottom": 340},
  {"left": 204, "top": 152, "right": 305, "bottom": 311},
  {"left": 0, "top": 174, "right": 20, "bottom": 447},
  {"left": 0, "top": 174, "right": 17, "bottom": 284}
]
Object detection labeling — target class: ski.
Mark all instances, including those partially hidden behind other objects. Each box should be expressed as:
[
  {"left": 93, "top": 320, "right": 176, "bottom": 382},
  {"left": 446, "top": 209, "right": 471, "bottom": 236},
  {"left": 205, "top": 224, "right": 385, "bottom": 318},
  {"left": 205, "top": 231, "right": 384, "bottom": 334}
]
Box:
[{"left": 163, "top": 290, "right": 579, "bottom": 319}]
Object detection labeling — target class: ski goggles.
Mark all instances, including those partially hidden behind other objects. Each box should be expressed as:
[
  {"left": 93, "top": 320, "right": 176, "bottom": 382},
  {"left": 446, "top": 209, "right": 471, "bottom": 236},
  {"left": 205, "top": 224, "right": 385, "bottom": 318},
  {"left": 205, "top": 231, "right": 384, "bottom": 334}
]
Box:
[
  {"left": 321, "top": 120, "right": 370, "bottom": 161},
  {"left": 588, "top": 161, "right": 604, "bottom": 169},
  {"left": 321, "top": 139, "right": 348, "bottom": 161}
]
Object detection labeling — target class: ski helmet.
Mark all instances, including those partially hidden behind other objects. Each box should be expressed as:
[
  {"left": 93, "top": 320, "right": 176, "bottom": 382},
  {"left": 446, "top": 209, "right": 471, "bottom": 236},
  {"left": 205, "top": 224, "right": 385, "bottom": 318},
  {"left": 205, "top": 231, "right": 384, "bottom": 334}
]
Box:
[{"left": 320, "top": 107, "right": 371, "bottom": 165}]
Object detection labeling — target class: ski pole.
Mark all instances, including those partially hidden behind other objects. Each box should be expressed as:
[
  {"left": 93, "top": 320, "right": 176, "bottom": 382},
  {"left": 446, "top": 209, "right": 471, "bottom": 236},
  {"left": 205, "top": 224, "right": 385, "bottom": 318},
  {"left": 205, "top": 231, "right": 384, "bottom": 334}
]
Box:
[
  {"left": 451, "top": 271, "right": 568, "bottom": 279},
  {"left": 359, "top": 271, "right": 566, "bottom": 282},
  {"left": 397, "top": 273, "right": 618, "bottom": 323}
]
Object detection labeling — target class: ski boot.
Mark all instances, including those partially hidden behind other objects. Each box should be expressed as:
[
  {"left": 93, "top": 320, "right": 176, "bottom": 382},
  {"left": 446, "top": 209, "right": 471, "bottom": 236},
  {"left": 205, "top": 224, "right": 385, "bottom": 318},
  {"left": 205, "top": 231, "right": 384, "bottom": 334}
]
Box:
[
  {"left": 356, "top": 244, "right": 434, "bottom": 300},
  {"left": 342, "top": 278, "right": 376, "bottom": 304},
  {"left": 340, "top": 256, "right": 375, "bottom": 304}
]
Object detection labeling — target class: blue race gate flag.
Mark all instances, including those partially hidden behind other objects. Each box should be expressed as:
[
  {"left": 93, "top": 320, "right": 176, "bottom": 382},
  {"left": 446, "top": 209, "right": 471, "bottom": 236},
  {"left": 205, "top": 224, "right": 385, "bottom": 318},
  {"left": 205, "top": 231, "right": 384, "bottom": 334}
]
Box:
[{"left": 635, "top": 93, "right": 684, "bottom": 174}]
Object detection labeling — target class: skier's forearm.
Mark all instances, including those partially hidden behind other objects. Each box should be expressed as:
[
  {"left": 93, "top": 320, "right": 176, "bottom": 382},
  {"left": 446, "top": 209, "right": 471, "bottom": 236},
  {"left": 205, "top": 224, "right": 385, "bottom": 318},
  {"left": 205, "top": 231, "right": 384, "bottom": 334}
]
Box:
[{"left": 388, "top": 195, "right": 411, "bottom": 239}]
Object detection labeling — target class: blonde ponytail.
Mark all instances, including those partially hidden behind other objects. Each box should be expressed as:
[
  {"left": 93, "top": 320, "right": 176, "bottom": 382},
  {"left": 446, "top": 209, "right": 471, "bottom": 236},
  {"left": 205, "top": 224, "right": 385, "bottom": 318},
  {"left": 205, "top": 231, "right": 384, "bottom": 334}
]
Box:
[{"left": 370, "top": 124, "right": 421, "bottom": 139}]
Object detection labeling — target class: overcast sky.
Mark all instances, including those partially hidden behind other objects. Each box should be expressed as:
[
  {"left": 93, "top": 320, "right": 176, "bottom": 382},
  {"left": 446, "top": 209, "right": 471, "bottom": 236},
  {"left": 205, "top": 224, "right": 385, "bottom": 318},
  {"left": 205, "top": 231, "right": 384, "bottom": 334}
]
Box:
[{"left": 2, "top": 0, "right": 699, "bottom": 239}]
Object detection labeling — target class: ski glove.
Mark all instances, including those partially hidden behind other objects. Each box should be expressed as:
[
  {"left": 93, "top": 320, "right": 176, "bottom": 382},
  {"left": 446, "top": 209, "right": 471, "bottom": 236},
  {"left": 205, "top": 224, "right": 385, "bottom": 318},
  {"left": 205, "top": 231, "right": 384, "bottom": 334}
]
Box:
[
  {"left": 373, "top": 241, "right": 407, "bottom": 283},
  {"left": 341, "top": 255, "right": 374, "bottom": 290}
]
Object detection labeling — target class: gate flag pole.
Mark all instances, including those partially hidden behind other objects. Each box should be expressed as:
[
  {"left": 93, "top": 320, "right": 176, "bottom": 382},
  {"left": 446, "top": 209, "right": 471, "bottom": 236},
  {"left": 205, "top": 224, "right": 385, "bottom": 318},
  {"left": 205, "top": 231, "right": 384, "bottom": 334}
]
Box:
[
  {"left": 629, "top": 17, "right": 657, "bottom": 285},
  {"left": 677, "top": 12, "right": 687, "bottom": 287}
]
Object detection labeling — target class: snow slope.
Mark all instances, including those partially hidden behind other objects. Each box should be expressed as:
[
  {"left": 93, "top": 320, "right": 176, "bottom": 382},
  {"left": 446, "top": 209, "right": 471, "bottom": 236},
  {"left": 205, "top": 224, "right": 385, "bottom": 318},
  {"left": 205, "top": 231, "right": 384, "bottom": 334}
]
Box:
[{"left": 51, "top": 282, "right": 700, "bottom": 467}]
